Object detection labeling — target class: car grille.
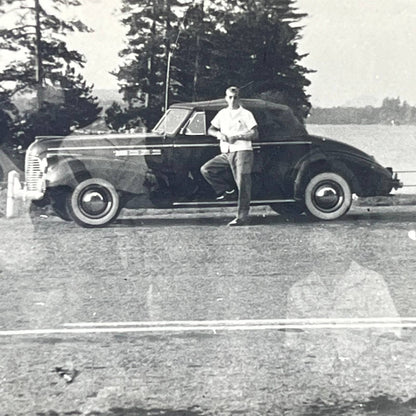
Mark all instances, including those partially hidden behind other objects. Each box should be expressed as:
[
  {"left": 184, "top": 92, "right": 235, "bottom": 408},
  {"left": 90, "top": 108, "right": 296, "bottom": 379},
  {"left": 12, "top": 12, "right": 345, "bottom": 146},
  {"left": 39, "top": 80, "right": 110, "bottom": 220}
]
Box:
[{"left": 25, "top": 154, "right": 43, "bottom": 192}]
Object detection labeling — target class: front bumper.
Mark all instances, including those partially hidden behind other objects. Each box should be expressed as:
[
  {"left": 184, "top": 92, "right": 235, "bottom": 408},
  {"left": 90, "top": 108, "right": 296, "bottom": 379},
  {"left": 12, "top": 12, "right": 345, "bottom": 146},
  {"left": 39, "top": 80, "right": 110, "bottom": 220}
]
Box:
[
  {"left": 23, "top": 189, "right": 46, "bottom": 200},
  {"left": 7, "top": 170, "right": 45, "bottom": 201},
  {"left": 6, "top": 170, "right": 45, "bottom": 218}
]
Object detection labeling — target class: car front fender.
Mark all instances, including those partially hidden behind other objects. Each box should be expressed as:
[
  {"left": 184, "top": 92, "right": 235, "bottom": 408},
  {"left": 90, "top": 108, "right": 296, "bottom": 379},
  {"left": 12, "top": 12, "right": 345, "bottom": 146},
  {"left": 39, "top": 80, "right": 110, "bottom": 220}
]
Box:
[{"left": 45, "top": 156, "right": 150, "bottom": 195}]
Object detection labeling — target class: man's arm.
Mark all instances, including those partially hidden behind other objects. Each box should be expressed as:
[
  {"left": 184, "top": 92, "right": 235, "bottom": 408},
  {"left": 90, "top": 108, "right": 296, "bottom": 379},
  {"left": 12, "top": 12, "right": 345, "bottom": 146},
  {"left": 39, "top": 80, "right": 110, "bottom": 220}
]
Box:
[
  {"left": 208, "top": 125, "right": 228, "bottom": 142},
  {"left": 228, "top": 126, "right": 259, "bottom": 144}
]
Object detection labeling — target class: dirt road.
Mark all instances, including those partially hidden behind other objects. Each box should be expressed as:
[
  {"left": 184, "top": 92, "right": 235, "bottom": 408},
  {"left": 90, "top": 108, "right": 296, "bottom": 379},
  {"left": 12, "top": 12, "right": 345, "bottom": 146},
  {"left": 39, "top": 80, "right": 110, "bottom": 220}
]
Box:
[{"left": 2, "top": 204, "right": 416, "bottom": 415}]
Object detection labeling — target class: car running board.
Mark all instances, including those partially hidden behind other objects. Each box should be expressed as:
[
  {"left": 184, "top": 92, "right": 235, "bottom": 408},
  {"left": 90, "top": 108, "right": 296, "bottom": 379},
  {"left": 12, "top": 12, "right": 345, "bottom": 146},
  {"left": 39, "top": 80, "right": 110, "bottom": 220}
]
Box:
[{"left": 172, "top": 198, "right": 297, "bottom": 207}]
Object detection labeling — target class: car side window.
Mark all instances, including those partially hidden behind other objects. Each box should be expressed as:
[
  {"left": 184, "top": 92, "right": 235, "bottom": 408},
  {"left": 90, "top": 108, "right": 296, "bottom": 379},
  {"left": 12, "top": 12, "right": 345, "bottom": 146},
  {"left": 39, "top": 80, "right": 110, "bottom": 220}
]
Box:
[{"left": 184, "top": 111, "right": 206, "bottom": 135}]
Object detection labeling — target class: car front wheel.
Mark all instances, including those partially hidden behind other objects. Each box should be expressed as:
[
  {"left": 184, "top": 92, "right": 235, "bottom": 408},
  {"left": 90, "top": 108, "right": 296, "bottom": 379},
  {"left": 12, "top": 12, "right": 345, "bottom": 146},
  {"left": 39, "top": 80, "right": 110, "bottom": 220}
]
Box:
[
  {"left": 67, "top": 178, "right": 120, "bottom": 227},
  {"left": 303, "top": 172, "right": 352, "bottom": 220}
]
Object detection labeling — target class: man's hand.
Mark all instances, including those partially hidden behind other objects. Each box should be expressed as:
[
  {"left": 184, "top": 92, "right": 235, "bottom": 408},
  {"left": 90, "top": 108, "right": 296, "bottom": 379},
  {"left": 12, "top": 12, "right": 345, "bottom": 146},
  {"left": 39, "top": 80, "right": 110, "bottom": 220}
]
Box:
[
  {"left": 208, "top": 126, "right": 230, "bottom": 142},
  {"left": 217, "top": 132, "right": 228, "bottom": 142},
  {"left": 227, "top": 133, "right": 243, "bottom": 144},
  {"left": 228, "top": 127, "right": 259, "bottom": 143}
]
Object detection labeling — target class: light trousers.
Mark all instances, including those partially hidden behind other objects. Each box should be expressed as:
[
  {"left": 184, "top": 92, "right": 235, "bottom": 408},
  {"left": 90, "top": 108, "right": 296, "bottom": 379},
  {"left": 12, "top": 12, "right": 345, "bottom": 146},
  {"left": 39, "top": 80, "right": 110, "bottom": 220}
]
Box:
[{"left": 201, "top": 150, "right": 254, "bottom": 219}]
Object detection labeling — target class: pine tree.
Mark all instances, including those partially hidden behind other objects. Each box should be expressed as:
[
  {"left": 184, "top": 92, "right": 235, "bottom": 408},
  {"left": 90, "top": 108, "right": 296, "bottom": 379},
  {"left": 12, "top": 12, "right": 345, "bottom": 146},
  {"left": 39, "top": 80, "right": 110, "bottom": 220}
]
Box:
[
  {"left": 0, "top": 0, "right": 88, "bottom": 99},
  {"left": 0, "top": 0, "right": 101, "bottom": 146},
  {"left": 172, "top": 1, "right": 217, "bottom": 102},
  {"left": 204, "top": 0, "right": 313, "bottom": 118},
  {"left": 113, "top": 0, "right": 312, "bottom": 126},
  {"left": 115, "top": 0, "right": 176, "bottom": 107},
  {"left": 112, "top": 0, "right": 193, "bottom": 128},
  {"left": 0, "top": 91, "right": 18, "bottom": 146}
]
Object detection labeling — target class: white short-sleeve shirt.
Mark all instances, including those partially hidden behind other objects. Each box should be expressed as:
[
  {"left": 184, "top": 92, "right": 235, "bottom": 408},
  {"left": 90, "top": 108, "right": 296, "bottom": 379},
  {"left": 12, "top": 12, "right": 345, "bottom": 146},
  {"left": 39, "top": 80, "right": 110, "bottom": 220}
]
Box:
[{"left": 211, "top": 106, "right": 257, "bottom": 153}]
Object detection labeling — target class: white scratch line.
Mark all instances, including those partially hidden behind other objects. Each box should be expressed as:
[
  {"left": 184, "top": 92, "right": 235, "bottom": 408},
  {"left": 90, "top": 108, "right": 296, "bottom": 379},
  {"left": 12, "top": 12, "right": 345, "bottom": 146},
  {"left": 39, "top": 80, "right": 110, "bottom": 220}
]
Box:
[
  {"left": 0, "top": 318, "right": 414, "bottom": 337},
  {"left": 62, "top": 317, "right": 412, "bottom": 327}
]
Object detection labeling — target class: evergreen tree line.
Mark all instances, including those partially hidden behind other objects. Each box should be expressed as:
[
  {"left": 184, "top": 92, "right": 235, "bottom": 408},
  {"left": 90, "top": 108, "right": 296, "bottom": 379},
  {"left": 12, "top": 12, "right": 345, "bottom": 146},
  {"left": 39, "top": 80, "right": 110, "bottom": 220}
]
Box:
[
  {"left": 0, "top": 0, "right": 312, "bottom": 155},
  {"left": 307, "top": 97, "right": 416, "bottom": 125},
  {"left": 0, "top": 0, "right": 102, "bottom": 151},
  {"left": 106, "top": 0, "right": 312, "bottom": 130}
]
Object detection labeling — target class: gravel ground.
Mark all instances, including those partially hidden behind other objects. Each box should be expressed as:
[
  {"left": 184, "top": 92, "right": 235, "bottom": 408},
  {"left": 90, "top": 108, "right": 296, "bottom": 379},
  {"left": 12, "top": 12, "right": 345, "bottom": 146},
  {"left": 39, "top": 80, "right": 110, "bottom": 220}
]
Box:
[
  {"left": 2, "top": 330, "right": 416, "bottom": 416},
  {"left": 2, "top": 192, "right": 416, "bottom": 415},
  {"left": 2, "top": 122, "right": 416, "bottom": 414}
]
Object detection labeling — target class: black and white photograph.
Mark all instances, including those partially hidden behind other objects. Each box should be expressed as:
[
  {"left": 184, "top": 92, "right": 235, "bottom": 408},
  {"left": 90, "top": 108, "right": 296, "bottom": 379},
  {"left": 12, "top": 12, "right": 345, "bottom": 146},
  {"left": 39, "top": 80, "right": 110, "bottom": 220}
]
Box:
[{"left": 1, "top": 0, "right": 416, "bottom": 414}]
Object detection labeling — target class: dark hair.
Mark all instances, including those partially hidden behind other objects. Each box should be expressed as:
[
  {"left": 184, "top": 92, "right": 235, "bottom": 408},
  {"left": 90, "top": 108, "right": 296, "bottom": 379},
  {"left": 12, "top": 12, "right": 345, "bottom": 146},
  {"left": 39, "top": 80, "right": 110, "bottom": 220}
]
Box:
[{"left": 226, "top": 86, "right": 240, "bottom": 96}]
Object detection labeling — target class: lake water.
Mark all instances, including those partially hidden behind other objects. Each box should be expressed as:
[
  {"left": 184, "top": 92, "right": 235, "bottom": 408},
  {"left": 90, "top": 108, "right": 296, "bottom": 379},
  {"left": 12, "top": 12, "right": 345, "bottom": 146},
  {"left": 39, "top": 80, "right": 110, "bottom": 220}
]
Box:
[{"left": 307, "top": 124, "right": 416, "bottom": 193}]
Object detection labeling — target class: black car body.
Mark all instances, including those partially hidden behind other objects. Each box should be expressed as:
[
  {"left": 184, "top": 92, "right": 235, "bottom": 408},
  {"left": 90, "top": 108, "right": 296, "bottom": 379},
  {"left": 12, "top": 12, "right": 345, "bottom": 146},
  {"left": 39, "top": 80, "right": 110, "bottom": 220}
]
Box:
[{"left": 25, "top": 99, "right": 402, "bottom": 227}]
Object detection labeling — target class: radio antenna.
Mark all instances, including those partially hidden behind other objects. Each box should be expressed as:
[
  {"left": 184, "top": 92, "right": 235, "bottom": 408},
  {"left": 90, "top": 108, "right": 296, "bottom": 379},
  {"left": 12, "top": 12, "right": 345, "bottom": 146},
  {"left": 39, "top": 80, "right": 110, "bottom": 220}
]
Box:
[{"left": 164, "top": 3, "right": 195, "bottom": 113}]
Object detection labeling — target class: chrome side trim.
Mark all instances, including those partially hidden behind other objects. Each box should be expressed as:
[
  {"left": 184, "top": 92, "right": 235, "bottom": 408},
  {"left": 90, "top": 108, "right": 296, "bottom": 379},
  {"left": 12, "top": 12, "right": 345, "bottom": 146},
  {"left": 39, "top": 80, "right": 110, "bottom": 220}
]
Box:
[
  {"left": 47, "top": 144, "right": 174, "bottom": 151},
  {"left": 173, "top": 143, "right": 218, "bottom": 148},
  {"left": 114, "top": 149, "right": 162, "bottom": 156},
  {"left": 37, "top": 133, "right": 151, "bottom": 141},
  {"left": 256, "top": 141, "right": 312, "bottom": 145},
  {"left": 47, "top": 141, "right": 312, "bottom": 152},
  {"left": 173, "top": 141, "right": 311, "bottom": 148}
]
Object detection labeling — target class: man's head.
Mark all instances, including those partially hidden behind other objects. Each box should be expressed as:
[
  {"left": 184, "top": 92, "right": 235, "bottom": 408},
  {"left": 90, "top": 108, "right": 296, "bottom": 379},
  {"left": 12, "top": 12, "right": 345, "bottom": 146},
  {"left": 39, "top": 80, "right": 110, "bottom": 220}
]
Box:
[{"left": 225, "top": 86, "right": 240, "bottom": 109}]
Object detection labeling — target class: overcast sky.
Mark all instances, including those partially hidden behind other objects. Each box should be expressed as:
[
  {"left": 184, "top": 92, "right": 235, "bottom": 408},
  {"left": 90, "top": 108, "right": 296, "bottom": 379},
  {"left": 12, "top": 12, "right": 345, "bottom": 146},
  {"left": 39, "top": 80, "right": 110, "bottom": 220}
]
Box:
[
  {"left": 20, "top": 0, "right": 416, "bottom": 108},
  {"left": 297, "top": 0, "right": 416, "bottom": 107}
]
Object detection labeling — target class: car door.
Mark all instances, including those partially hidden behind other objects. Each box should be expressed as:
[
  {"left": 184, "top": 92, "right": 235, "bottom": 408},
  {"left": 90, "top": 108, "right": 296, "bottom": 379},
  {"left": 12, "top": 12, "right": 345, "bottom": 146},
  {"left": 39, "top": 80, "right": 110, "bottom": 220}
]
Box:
[
  {"left": 144, "top": 108, "right": 194, "bottom": 203},
  {"left": 172, "top": 110, "right": 219, "bottom": 200}
]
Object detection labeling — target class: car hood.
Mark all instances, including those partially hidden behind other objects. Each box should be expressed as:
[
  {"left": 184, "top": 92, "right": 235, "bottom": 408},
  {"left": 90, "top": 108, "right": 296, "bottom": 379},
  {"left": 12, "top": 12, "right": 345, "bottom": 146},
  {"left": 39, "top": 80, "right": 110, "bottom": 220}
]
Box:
[{"left": 28, "top": 132, "right": 165, "bottom": 156}]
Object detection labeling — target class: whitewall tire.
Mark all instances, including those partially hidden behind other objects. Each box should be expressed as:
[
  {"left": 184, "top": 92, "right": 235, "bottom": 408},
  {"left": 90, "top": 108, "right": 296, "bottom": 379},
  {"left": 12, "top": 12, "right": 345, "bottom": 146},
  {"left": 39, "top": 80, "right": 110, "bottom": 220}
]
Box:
[
  {"left": 304, "top": 172, "right": 352, "bottom": 220},
  {"left": 67, "top": 178, "right": 120, "bottom": 227}
]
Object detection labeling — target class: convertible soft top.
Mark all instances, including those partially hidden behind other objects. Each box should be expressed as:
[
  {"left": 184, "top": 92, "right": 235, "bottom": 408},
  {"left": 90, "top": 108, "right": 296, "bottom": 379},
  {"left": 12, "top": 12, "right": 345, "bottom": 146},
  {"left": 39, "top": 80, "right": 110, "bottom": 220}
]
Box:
[
  {"left": 171, "top": 98, "right": 307, "bottom": 139},
  {"left": 170, "top": 98, "right": 289, "bottom": 112}
]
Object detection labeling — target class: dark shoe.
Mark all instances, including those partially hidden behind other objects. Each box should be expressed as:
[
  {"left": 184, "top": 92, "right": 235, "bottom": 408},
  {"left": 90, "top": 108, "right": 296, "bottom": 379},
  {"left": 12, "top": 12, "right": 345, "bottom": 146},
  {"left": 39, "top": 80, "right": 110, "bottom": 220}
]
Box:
[
  {"left": 227, "top": 217, "right": 250, "bottom": 227},
  {"left": 216, "top": 189, "right": 237, "bottom": 201}
]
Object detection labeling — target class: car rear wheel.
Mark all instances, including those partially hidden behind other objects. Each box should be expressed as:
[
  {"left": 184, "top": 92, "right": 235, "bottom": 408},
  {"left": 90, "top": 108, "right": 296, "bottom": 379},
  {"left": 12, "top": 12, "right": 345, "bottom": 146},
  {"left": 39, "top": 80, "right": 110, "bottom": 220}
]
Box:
[
  {"left": 67, "top": 178, "right": 120, "bottom": 227},
  {"left": 303, "top": 172, "right": 352, "bottom": 220}
]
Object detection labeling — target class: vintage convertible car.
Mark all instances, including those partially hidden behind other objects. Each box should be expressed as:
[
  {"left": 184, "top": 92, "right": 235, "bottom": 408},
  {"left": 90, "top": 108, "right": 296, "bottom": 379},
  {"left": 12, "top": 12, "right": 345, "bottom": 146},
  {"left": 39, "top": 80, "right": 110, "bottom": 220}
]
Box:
[{"left": 25, "top": 99, "right": 402, "bottom": 227}]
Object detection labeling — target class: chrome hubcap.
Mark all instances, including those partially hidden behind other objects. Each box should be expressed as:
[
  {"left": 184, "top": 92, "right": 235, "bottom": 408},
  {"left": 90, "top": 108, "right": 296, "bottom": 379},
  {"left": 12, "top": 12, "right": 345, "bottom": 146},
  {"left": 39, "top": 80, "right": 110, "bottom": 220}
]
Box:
[
  {"left": 312, "top": 181, "right": 344, "bottom": 212},
  {"left": 79, "top": 186, "right": 112, "bottom": 218}
]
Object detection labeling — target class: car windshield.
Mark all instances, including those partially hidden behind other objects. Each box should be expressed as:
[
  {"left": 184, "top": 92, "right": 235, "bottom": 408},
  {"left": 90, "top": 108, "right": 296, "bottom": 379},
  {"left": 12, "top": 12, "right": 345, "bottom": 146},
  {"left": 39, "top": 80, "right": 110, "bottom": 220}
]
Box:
[{"left": 152, "top": 108, "right": 191, "bottom": 135}]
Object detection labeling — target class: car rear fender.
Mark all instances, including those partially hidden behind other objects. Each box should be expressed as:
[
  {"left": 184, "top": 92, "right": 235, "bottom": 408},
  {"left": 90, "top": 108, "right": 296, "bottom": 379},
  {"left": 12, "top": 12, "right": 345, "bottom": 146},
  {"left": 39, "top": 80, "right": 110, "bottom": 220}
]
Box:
[
  {"left": 293, "top": 155, "right": 361, "bottom": 199},
  {"left": 45, "top": 156, "right": 150, "bottom": 195}
]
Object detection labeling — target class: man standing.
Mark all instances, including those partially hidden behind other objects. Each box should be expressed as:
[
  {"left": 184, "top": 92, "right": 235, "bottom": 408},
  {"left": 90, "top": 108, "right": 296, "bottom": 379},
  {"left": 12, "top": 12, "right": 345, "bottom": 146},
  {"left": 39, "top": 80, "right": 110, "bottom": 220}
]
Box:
[{"left": 200, "top": 86, "right": 259, "bottom": 226}]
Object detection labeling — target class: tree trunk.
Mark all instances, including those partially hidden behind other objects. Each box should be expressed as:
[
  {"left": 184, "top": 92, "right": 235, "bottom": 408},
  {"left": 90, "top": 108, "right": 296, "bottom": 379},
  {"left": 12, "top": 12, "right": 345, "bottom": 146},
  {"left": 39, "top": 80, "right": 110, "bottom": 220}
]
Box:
[
  {"left": 192, "top": 34, "right": 200, "bottom": 101},
  {"left": 34, "top": 0, "right": 43, "bottom": 109},
  {"left": 163, "top": 0, "right": 171, "bottom": 111}
]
